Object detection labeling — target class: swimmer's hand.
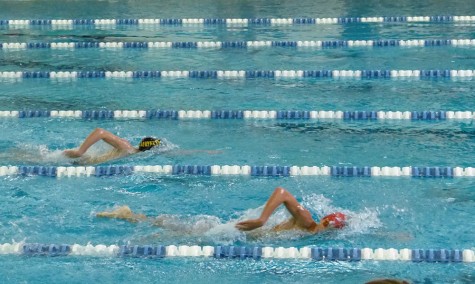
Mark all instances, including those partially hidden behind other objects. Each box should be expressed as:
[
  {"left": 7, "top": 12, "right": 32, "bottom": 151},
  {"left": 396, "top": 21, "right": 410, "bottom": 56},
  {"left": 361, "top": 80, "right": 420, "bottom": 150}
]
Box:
[
  {"left": 321, "top": 218, "right": 330, "bottom": 228},
  {"left": 235, "top": 218, "right": 264, "bottom": 231},
  {"left": 63, "top": 149, "right": 82, "bottom": 158}
]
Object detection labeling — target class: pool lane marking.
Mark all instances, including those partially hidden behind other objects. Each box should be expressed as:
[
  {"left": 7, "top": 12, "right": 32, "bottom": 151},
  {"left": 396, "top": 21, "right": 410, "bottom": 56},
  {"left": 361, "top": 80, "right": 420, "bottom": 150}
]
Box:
[
  {"left": 1, "top": 39, "right": 475, "bottom": 50},
  {"left": 0, "top": 110, "right": 474, "bottom": 120},
  {"left": 0, "top": 69, "right": 475, "bottom": 80},
  {"left": 2, "top": 16, "right": 475, "bottom": 27},
  {"left": 0, "top": 242, "right": 473, "bottom": 262},
  {"left": 1, "top": 165, "right": 475, "bottom": 178}
]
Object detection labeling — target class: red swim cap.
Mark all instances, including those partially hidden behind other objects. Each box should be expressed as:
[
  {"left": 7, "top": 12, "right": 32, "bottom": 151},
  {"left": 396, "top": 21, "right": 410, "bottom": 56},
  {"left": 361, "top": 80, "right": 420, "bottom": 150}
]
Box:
[{"left": 321, "top": 212, "right": 346, "bottom": 229}]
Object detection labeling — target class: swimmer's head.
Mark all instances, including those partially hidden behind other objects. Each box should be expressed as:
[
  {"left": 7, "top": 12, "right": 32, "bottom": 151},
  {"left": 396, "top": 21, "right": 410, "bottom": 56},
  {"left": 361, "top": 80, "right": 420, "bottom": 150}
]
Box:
[
  {"left": 321, "top": 212, "right": 346, "bottom": 229},
  {"left": 138, "top": 137, "right": 161, "bottom": 151}
]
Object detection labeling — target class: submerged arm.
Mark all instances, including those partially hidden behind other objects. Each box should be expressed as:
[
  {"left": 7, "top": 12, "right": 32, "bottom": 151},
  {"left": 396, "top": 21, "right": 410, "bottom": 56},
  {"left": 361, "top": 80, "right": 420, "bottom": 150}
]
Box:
[
  {"left": 166, "top": 149, "right": 223, "bottom": 155},
  {"left": 73, "top": 149, "right": 128, "bottom": 165}
]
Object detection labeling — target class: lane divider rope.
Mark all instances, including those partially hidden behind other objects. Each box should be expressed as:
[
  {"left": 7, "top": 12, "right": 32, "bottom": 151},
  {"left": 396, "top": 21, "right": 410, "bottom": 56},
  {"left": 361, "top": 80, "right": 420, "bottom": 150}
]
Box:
[
  {"left": 1, "top": 165, "right": 475, "bottom": 178},
  {"left": 0, "top": 243, "right": 473, "bottom": 262},
  {"left": 2, "top": 39, "right": 475, "bottom": 49},
  {"left": 0, "top": 109, "right": 474, "bottom": 120},
  {"left": 0, "top": 109, "right": 475, "bottom": 120},
  {"left": 1, "top": 16, "right": 475, "bottom": 27},
  {"left": 0, "top": 69, "right": 474, "bottom": 80}
]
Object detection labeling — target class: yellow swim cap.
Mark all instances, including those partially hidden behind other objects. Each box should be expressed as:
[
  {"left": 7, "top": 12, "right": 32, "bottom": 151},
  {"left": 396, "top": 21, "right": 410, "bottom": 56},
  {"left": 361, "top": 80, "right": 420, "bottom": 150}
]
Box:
[{"left": 138, "top": 137, "right": 161, "bottom": 151}]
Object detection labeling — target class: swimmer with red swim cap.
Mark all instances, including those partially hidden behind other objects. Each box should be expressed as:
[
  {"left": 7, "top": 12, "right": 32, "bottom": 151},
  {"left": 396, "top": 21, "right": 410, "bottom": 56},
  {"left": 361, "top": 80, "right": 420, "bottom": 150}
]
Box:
[
  {"left": 235, "top": 187, "right": 346, "bottom": 233},
  {"left": 97, "top": 186, "right": 346, "bottom": 235}
]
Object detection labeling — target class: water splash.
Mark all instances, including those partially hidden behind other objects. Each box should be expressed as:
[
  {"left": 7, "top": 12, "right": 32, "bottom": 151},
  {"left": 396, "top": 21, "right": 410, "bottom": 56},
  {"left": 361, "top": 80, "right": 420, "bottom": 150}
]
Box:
[
  {"left": 150, "top": 138, "right": 179, "bottom": 154},
  {"left": 302, "top": 193, "right": 383, "bottom": 237},
  {"left": 0, "top": 144, "right": 69, "bottom": 165}
]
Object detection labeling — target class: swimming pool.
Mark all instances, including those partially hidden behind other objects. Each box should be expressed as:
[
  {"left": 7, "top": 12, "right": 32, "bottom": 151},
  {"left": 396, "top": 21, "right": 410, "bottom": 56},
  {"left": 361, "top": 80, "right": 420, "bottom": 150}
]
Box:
[{"left": 0, "top": 0, "right": 474, "bottom": 283}]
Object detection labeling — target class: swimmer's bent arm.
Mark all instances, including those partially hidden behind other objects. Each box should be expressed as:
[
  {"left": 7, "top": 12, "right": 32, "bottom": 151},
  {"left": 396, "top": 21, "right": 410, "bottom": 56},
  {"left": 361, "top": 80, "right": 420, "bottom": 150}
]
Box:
[
  {"left": 96, "top": 206, "right": 146, "bottom": 223},
  {"left": 235, "top": 187, "right": 318, "bottom": 232},
  {"left": 64, "top": 128, "right": 137, "bottom": 158}
]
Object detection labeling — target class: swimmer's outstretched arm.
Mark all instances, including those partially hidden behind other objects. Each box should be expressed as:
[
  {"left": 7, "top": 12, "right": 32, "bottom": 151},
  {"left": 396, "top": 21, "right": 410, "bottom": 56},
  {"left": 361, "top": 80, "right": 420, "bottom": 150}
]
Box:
[
  {"left": 64, "top": 128, "right": 137, "bottom": 158},
  {"left": 169, "top": 149, "right": 223, "bottom": 155},
  {"left": 235, "top": 187, "right": 320, "bottom": 232}
]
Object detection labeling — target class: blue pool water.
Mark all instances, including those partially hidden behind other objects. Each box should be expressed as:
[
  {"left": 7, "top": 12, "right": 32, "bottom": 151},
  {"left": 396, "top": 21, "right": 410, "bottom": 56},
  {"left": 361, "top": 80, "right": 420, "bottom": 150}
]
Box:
[{"left": 0, "top": 0, "right": 474, "bottom": 283}]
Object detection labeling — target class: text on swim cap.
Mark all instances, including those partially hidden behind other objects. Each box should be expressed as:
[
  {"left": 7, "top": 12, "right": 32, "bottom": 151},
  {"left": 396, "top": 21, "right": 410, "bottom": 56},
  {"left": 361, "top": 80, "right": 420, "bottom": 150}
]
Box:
[{"left": 139, "top": 140, "right": 160, "bottom": 147}]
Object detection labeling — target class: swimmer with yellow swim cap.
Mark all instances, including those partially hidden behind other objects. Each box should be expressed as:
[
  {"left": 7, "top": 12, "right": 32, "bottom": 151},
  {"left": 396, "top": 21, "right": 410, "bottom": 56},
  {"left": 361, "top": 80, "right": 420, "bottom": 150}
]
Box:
[
  {"left": 63, "top": 128, "right": 161, "bottom": 164},
  {"left": 97, "top": 187, "right": 347, "bottom": 235}
]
